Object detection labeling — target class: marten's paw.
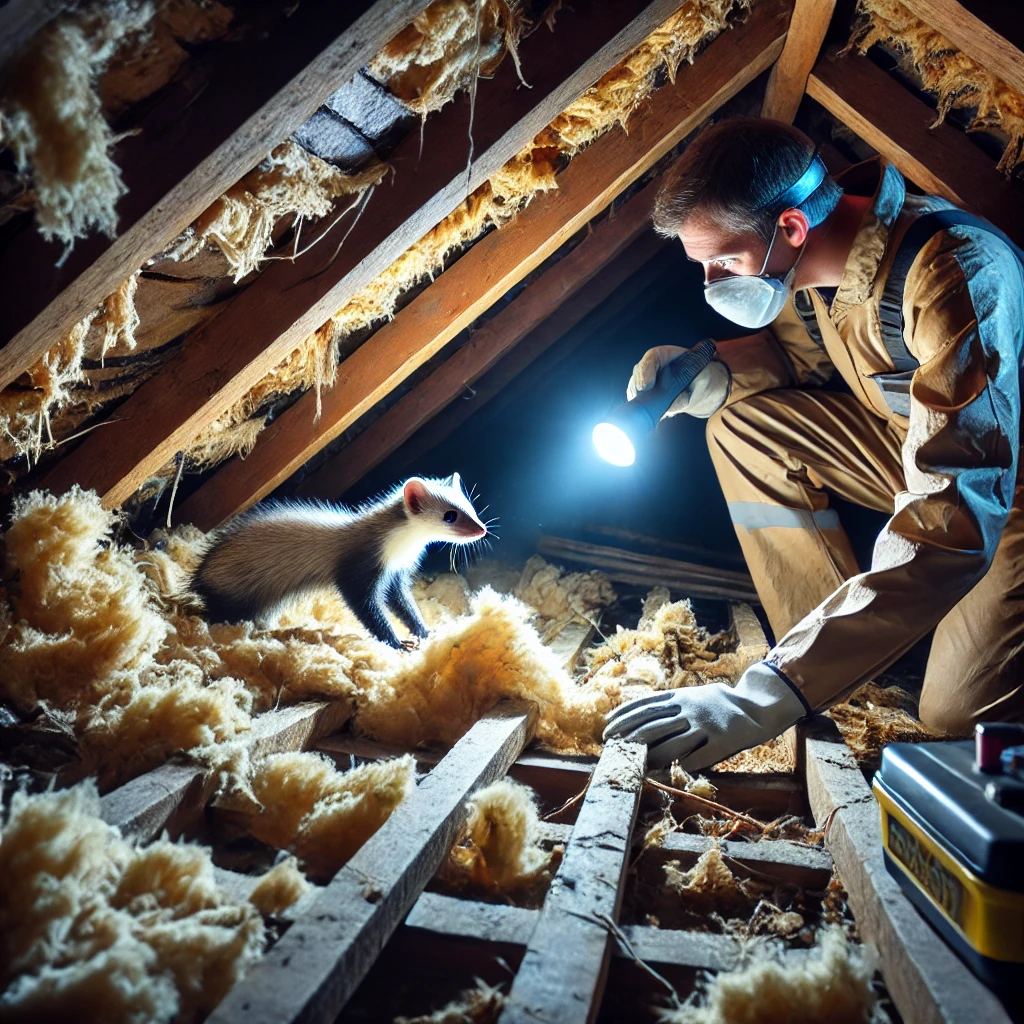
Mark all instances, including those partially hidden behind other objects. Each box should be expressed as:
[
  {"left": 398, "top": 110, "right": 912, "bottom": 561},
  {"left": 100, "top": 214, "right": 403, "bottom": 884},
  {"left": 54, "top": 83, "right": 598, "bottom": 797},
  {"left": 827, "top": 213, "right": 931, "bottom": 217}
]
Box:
[{"left": 400, "top": 636, "right": 421, "bottom": 651}]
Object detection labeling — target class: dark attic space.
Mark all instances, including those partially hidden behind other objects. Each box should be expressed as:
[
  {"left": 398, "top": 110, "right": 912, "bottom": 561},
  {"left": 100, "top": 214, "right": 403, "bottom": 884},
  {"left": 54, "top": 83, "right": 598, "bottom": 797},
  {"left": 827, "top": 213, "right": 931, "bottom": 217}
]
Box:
[{"left": 1, "top": 1, "right": 1024, "bottom": 1023}]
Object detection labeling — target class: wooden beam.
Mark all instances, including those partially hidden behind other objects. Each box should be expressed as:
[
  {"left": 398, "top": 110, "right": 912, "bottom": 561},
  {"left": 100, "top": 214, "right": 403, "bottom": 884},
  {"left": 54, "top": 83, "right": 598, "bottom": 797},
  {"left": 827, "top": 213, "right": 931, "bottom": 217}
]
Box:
[
  {"left": 807, "top": 48, "right": 1024, "bottom": 245},
  {"left": 304, "top": 230, "right": 668, "bottom": 504},
  {"left": 38, "top": 0, "right": 692, "bottom": 509},
  {"left": 99, "top": 699, "right": 349, "bottom": 842},
  {"left": 498, "top": 738, "right": 646, "bottom": 1024},
  {"left": 899, "top": 0, "right": 1024, "bottom": 98},
  {"left": 0, "top": 0, "right": 434, "bottom": 390},
  {"left": 804, "top": 718, "right": 1011, "bottom": 1024},
  {"left": 761, "top": 0, "right": 837, "bottom": 121},
  {"left": 207, "top": 700, "right": 535, "bottom": 1024},
  {"left": 177, "top": 0, "right": 792, "bottom": 526},
  {"left": 291, "top": 205, "right": 665, "bottom": 510},
  {"left": 536, "top": 535, "right": 761, "bottom": 603}
]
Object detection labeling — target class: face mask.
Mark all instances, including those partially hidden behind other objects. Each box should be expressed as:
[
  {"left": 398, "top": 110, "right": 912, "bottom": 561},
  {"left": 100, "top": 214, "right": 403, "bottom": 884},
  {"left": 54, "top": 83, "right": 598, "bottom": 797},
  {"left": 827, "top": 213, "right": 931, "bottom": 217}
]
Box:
[
  {"left": 700, "top": 152, "right": 827, "bottom": 330},
  {"left": 703, "top": 224, "right": 806, "bottom": 330}
]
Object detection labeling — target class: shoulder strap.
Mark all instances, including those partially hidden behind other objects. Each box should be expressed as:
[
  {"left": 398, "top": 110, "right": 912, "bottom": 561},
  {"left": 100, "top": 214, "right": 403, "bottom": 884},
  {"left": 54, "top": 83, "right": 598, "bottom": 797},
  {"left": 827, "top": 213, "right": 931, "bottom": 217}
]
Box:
[{"left": 879, "top": 209, "right": 1024, "bottom": 373}]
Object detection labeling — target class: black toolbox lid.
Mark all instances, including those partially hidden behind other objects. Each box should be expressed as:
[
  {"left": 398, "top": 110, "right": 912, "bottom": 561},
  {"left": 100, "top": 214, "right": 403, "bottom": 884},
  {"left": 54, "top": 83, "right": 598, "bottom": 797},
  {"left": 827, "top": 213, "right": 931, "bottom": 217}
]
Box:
[{"left": 875, "top": 741, "right": 1024, "bottom": 892}]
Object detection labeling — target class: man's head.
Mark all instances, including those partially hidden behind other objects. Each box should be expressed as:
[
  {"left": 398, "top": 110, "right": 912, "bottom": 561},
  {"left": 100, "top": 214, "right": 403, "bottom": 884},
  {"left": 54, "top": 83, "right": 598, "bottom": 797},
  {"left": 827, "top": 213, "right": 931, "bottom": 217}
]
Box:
[{"left": 654, "top": 117, "right": 843, "bottom": 282}]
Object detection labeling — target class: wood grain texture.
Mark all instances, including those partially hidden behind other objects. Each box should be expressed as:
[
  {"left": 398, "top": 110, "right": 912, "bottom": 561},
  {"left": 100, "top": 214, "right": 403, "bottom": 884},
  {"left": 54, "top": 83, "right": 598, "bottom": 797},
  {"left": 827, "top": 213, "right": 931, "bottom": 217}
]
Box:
[
  {"left": 498, "top": 738, "right": 646, "bottom": 1024},
  {"left": 173, "top": 0, "right": 792, "bottom": 527},
  {"left": 38, "top": 0, "right": 687, "bottom": 509},
  {"left": 807, "top": 49, "right": 1024, "bottom": 245},
  {"left": 761, "top": 0, "right": 837, "bottom": 121},
  {"left": 804, "top": 718, "right": 1011, "bottom": 1024},
  {"left": 207, "top": 701, "right": 535, "bottom": 1024},
  {"left": 99, "top": 699, "right": 350, "bottom": 841},
  {"left": 0, "top": 0, "right": 433, "bottom": 389},
  {"left": 899, "top": 0, "right": 1024, "bottom": 97}
]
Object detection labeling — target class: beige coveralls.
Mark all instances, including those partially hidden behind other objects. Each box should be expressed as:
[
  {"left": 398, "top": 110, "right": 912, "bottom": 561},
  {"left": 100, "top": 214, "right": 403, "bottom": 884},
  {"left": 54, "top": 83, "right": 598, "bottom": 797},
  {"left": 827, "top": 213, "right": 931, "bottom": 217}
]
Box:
[{"left": 707, "top": 158, "right": 1024, "bottom": 732}]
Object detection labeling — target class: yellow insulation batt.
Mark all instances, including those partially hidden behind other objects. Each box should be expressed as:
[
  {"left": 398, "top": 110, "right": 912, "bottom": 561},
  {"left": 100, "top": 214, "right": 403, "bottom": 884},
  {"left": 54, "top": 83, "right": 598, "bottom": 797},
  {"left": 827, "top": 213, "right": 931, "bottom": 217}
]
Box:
[
  {"left": 847, "top": 0, "right": 1024, "bottom": 174},
  {"left": 0, "top": 782, "right": 268, "bottom": 1024},
  {"left": 659, "top": 926, "right": 881, "bottom": 1024},
  {"left": 0, "top": 488, "right": 621, "bottom": 789}
]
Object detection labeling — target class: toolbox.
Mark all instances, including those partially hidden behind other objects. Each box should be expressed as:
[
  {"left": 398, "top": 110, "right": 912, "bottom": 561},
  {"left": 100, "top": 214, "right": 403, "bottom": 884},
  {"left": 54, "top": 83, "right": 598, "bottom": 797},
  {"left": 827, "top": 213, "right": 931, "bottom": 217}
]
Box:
[{"left": 873, "top": 725, "right": 1024, "bottom": 998}]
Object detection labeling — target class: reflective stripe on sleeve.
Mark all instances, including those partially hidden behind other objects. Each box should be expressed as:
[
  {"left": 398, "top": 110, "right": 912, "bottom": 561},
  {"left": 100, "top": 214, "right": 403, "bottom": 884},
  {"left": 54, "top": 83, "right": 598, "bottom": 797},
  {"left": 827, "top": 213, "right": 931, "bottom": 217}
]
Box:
[{"left": 728, "top": 502, "right": 841, "bottom": 532}]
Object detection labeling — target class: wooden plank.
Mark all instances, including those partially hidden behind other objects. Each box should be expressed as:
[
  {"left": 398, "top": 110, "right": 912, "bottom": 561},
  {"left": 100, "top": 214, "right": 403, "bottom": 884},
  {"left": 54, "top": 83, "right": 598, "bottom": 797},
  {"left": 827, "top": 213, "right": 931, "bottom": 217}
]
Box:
[
  {"left": 207, "top": 700, "right": 535, "bottom": 1024},
  {"left": 729, "top": 601, "right": 770, "bottom": 662},
  {"left": 899, "top": 0, "right": 1024, "bottom": 98},
  {"left": 761, "top": 0, "right": 837, "bottom": 121},
  {"left": 0, "top": 0, "right": 433, "bottom": 389},
  {"left": 537, "top": 535, "right": 760, "bottom": 603},
  {"left": 498, "top": 738, "right": 647, "bottom": 1024},
  {"left": 180, "top": 0, "right": 793, "bottom": 526},
  {"left": 100, "top": 699, "right": 350, "bottom": 841},
  {"left": 804, "top": 718, "right": 1011, "bottom": 1024},
  {"left": 282, "top": 191, "right": 664, "bottom": 511},
  {"left": 807, "top": 48, "right": 1024, "bottom": 245},
  {"left": 38, "top": 0, "right": 694, "bottom": 509},
  {"left": 316, "top": 231, "right": 670, "bottom": 503},
  {"left": 547, "top": 619, "right": 599, "bottom": 675}
]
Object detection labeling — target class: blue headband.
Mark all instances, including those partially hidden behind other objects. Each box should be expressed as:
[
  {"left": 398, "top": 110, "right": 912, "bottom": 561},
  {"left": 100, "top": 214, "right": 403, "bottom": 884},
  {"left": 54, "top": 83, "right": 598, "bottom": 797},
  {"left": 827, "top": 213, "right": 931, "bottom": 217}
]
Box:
[{"left": 759, "top": 153, "right": 828, "bottom": 211}]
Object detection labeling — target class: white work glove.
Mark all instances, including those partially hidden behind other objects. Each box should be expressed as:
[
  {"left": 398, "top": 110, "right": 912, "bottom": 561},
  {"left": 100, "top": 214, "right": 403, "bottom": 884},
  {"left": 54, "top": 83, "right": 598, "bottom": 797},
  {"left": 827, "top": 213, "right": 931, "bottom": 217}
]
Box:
[
  {"left": 626, "top": 343, "right": 730, "bottom": 419},
  {"left": 602, "top": 662, "right": 809, "bottom": 770}
]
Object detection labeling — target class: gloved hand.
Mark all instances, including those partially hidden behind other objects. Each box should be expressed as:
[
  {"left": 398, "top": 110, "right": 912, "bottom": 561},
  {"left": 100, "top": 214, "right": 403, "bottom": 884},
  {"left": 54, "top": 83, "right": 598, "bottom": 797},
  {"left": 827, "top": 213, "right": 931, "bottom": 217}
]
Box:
[
  {"left": 627, "top": 342, "right": 730, "bottom": 419},
  {"left": 602, "top": 662, "right": 809, "bottom": 770}
]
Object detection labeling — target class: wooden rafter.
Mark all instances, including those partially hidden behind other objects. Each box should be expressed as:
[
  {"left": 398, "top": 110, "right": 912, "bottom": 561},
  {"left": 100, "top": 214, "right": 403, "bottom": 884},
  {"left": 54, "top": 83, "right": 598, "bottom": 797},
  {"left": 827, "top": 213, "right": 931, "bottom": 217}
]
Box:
[
  {"left": 170, "top": 0, "right": 793, "bottom": 528},
  {"left": 38, "top": 0, "right": 688, "bottom": 508},
  {"left": 0, "top": 0, "right": 435, "bottom": 391},
  {"left": 760, "top": 0, "right": 837, "bottom": 121},
  {"left": 807, "top": 48, "right": 1024, "bottom": 245}
]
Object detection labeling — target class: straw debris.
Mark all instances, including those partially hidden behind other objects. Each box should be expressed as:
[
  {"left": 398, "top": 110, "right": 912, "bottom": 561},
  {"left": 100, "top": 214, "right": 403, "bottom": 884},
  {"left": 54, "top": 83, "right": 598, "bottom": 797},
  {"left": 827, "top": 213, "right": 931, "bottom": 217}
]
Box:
[{"left": 847, "top": 0, "right": 1024, "bottom": 174}]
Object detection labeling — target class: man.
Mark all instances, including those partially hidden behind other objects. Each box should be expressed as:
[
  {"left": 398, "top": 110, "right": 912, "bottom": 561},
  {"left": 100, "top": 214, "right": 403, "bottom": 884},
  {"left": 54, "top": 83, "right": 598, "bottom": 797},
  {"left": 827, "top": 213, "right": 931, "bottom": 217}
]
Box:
[{"left": 604, "top": 117, "right": 1024, "bottom": 768}]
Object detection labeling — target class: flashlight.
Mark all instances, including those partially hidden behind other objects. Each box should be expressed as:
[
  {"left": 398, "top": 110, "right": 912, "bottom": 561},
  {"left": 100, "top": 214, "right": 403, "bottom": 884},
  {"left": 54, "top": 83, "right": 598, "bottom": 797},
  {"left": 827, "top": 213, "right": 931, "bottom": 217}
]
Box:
[{"left": 593, "top": 339, "right": 717, "bottom": 466}]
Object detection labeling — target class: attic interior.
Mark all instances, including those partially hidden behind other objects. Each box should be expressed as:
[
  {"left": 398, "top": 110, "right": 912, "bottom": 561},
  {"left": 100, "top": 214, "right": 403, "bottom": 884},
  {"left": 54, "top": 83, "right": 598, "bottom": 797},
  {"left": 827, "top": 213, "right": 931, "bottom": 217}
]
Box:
[{"left": 1, "top": 0, "right": 1023, "bottom": 1022}]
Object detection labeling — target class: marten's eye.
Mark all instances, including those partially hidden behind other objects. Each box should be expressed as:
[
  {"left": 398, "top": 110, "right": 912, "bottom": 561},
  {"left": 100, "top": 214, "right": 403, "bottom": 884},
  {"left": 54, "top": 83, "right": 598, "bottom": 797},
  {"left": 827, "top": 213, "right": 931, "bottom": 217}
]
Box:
[{"left": 443, "top": 510, "right": 458, "bottom": 523}]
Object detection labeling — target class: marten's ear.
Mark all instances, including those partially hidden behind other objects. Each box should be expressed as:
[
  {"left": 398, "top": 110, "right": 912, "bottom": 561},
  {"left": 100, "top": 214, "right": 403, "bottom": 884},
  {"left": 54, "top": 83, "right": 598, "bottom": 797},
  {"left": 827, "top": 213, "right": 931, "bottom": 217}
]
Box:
[
  {"left": 448, "top": 471, "right": 462, "bottom": 492},
  {"left": 403, "top": 477, "right": 429, "bottom": 514}
]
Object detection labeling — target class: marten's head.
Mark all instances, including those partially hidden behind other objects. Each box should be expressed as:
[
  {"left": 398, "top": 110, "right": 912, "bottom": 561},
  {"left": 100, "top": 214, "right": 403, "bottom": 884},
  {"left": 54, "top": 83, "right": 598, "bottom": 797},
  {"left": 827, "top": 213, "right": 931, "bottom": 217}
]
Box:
[{"left": 402, "top": 473, "right": 487, "bottom": 543}]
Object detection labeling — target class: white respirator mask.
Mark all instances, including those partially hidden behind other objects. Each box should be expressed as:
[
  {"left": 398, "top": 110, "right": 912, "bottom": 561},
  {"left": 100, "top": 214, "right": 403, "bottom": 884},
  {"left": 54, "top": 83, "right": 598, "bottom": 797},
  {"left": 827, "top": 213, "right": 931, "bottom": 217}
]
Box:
[{"left": 702, "top": 154, "right": 828, "bottom": 330}]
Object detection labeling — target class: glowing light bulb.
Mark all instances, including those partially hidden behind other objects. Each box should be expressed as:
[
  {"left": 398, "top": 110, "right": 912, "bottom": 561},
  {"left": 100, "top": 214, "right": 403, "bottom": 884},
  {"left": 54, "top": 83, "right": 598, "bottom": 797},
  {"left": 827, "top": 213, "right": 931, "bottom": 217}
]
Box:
[{"left": 592, "top": 422, "right": 636, "bottom": 466}]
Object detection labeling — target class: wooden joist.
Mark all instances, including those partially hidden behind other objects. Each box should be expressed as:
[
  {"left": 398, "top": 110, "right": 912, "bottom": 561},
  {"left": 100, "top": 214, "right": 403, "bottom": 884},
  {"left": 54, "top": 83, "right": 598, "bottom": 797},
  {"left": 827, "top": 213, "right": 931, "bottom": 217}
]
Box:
[
  {"left": 804, "top": 717, "right": 1012, "bottom": 1024},
  {"left": 761, "top": 0, "right": 837, "bottom": 121},
  {"left": 0, "top": 0, "right": 434, "bottom": 391},
  {"left": 176, "top": 0, "right": 794, "bottom": 528},
  {"left": 807, "top": 48, "right": 1024, "bottom": 245},
  {"left": 315, "top": 230, "right": 670, "bottom": 505},
  {"left": 286, "top": 186, "right": 665, "bottom": 511},
  {"left": 100, "top": 699, "right": 350, "bottom": 841},
  {"left": 38, "top": 0, "right": 691, "bottom": 510},
  {"left": 208, "top": 700, "right": 535, "bottom": 1024},
  {"left": 537, "top": 534, "right": 761, "bottom": 603},
  {"left": 498, "top": 738, "right": 647, "bottom": 1023}
]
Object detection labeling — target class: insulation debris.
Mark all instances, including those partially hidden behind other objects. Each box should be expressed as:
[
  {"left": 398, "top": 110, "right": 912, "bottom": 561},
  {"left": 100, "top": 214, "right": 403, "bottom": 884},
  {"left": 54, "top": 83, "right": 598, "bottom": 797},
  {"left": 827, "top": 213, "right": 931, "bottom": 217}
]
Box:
[
  {"left": 0, "top": 488, "right": 620, "bottom": 790},
  {"left": 166, "top": 141, "right": 388, "bottom": 283},
  {"left": 0, "top": 781, "right": 266, "bottom": 1024},
  {"left": 217, "top": 751, "right": 415, "bottom": 881},
  {"left": 659, "top": 926, "right": 882, "bottom": 1024},
  {"left": 0, "top": 273, "right": 141, "bottom": 465},
  {"left": 396, "top": 979, "right": 505, "bottom": 1024},
  {"left": 513, "top": 554, "right": 616, "bottom": 642},
  {"left": 828, "top": 682, "right": 944, "bottom": 771},
  {"left": 663, "top": 846, "right": 760, "bottom": 920},
  {"left": 584, "top": 598, "right": 751, "bottom": 690},
  {"left": 369, "top": 0, "right": 528, "bottom": 118},
  {"left": 0, "top": 1, "right": 153, "bottom": 247},
  {"left": 441, "top": 779, "right": 556, "bottom": 900},
  {"left": 847, "top": 0, "right": 1024, "bottom": 174},
  {"left": 246, "top": 857, "right": 310, "bottom": 918}
]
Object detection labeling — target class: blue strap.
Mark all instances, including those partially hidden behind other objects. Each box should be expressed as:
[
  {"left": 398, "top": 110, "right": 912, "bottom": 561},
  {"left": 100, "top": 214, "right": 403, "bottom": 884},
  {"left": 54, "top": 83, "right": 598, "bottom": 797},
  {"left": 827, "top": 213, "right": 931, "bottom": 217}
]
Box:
[{"left": 879, "top": 210, "right": 1024, "bottom": 373}]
